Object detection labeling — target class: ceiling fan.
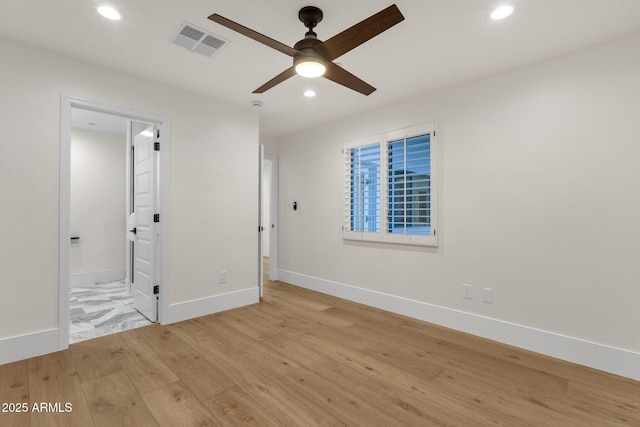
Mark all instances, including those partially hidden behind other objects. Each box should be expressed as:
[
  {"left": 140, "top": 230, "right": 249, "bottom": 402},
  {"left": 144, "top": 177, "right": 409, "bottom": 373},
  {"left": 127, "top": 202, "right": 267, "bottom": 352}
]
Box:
[{"left": 208, "top": 4, "right": 404, "bottom": 95}]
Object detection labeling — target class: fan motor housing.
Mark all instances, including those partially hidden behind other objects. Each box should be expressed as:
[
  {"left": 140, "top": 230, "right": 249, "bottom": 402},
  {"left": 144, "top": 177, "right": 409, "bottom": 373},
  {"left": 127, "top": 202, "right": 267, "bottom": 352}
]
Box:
[
  {"left": 294, "top": 37, "right": 321, "bottom": 51},
  {"left": 293, "top": 38, "right": 326, "bottom": 68}
]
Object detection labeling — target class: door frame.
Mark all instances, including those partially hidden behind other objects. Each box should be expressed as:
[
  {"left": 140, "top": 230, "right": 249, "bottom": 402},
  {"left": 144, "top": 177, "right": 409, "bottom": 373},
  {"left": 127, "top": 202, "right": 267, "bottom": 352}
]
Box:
[
  {"left": 258, "top": 150, "right": 279, "bottom": 297},
  {"left": 258, "top": 145, "right": 264, "bottom": 297},
  {"left": 264, "top": 154, "right": 279, "bottom": 281},
  {"left": 59, "top": 95, "right": 171, "bottom": 350}
]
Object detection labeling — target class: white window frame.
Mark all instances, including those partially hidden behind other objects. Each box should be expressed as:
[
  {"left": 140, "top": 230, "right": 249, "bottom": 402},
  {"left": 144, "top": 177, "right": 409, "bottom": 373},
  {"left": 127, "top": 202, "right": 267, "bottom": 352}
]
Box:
[{"left": 343, "top": 123, "right": 438, "bottom": 247}]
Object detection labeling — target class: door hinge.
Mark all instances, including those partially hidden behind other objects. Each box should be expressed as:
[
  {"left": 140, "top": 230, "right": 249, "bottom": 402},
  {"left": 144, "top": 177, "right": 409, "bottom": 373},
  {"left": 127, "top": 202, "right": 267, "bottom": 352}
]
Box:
[
  {"left": 154, "top": 142, "right": 160, "bottom": 151},
  {"left": 153, "top": 285, "right": 159, "bottom": 294},
  {"left": 154, "top": 213, "right": 160, "bottom": 223}
]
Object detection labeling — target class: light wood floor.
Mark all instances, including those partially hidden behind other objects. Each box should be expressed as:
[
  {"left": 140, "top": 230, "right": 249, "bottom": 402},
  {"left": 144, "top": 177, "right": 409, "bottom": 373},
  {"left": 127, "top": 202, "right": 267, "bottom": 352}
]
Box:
[{"left": 2, "top": 272, "right": 639, "bottom": 426}]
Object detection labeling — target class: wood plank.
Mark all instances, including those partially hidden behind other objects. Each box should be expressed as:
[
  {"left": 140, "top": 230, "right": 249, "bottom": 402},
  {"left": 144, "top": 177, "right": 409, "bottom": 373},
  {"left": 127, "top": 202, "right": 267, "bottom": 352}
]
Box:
[
  {"left": 321, "top": 304, "right": 417, "bottom": 331},
  {"left": 0, "top": 360, "right": 30, "bottom": 427},
  {"left": 313, "top": 354, "right": 506, "bottom": 426},
  {"left": 397, "top": 314, "right": 613, "bottom": 388},
  {"left": 173, "top": 320, "right": 334, "bottom": 426},
  {"left": 168, "top": 319, "right": 299, "bottom": 383},
  {"left": 27, "top": 351, "right": 94, "bottom": 427},
  {"left": 134, "top": 324, "right": 236, "bottom": 400},
  {"left": 141, "top": 381, "right": 218, "bottom": 427},
  {"left": 280, "top": 367, "right": 404, "bottom": 427},
  {"left": 271, "top": 301, "right": 356, "bottom": 330},
  {"left": 100, "top": 331, "right": 179, "bottom": 394},
  {"left": 266, "top": 327, "right": 506, "bottom": 425},
  {"left": 564, "top": 380, "right": 640, "bottom": 424},
  {"left": 182, "top": 316, "right": 301, "bottom": 378},
  {"left": 268, "top": 281, "right": 406, "bottom": 323},
  {"left": 204, "top": 386, "right": 290, "bottom": 426},
  {"left": 310, "top": 359, "right": 458, "bottom": 426},
  {"left": 69, "top": 339, "right": 122, "bottom": 384},
  {"left": 169, "top": 319, "right": 345, "bottom": 425},
  {"left": 244, "top": 304, "right": 286, "bottom": 326},
  {"left": 276, "top": 315, "right": 445, "bottom": 381},
  {"left": 81, "top": 371, "right": 158, "bottom": 427},
  {"left": 341, "top": 319, "right": 569, "bottom": 397},
  {"left": 278, "top": 324, "right": 442, "bottom": 393},
  {"left": 262, "top": 283, "right": 333, "bottom": 312},
  {"left": 214, "top": 306, "right": 281, "bottom": 340},
  {"left": 431, "top": 368, "right": 578, "bottom": 425},
  {"left": 223, "top": 371, "right": 347, "bottom": 426}
]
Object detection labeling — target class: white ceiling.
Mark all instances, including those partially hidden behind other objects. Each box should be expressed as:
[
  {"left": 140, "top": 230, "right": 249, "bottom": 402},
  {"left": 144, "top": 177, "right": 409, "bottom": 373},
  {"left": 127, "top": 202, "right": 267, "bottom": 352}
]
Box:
[
  {"left": 2, "top": 0, "right": 640, "bottom": 139},
  {"left": 71, "top": 108, "right": 127, "bottom": 135}
]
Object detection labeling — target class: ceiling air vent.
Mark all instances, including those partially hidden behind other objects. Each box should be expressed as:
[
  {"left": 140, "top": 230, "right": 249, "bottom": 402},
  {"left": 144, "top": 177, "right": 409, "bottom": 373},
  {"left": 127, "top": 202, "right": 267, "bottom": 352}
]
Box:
[{"left": 170, "top": 22, "right": 229, "bottom": 58}]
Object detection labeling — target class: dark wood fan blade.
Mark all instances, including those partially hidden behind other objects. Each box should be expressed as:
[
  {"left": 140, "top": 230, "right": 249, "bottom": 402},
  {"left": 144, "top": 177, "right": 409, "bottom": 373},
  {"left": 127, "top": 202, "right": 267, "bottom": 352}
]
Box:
[
  {"left": 315, "top": 4, "right": 404, "bottom": 61},
  {"left": 323, "top": 62, "right": 376, "bottom": 96},
  {"left": 253, "top": 67, "right": 297, "bottom": 93},
  {"left": 208, "top": 13, "right": 300, "bottom": 57}
]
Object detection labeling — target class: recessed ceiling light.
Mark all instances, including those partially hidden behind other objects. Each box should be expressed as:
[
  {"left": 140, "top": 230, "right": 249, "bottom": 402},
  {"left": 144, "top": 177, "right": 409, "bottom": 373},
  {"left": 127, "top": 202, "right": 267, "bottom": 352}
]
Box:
[
  {"left": 304, "top": 90, "right": 316, "bottom": 98},
  {"left": 490, "top": 5, "right": 514, "bottom": 20},
  {"left": 98, "top": 6, "right": 121, "bottom": 21}
]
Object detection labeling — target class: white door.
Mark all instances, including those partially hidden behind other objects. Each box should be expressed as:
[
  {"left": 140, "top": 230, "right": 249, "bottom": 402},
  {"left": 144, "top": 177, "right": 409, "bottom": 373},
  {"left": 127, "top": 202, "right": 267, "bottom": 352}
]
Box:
[{"left": 132, "top": 123, "right": 158, "bottom": 322}]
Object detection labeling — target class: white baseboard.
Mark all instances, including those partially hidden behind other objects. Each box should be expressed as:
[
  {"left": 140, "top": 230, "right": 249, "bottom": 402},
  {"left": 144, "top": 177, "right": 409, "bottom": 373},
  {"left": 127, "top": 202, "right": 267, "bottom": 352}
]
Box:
[
  {"left": 70, "top": 269, "right": 126, "bottom": 288},
  {"left": 0, "top": 329, "right": 59, "bottom": 365},
  {"left": 164, "top": 287, "right": 259, "bottom": 325},
  {"left": 278, "top": 269, "right": 640, "bottom": 381}
]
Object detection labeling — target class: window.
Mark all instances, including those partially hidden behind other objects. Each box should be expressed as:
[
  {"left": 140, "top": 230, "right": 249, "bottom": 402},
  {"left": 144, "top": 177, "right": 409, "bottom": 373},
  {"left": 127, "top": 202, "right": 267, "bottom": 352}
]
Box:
[
  {"left": 387, "top": 133, "right": 431, "bottom": 236},
  {"left": 348, "top": 139, "right": 381, "bottom": 234},
  {"left": 344, "top": 123, "right": 437, "bottom": 246}
]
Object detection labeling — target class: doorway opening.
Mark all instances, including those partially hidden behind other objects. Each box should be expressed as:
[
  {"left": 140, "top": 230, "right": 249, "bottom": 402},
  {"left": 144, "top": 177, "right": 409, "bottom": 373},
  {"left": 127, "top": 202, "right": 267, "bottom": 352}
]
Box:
[
  {"left": 260, "top": 152, "right": 278, "bottom": 296},
  {"left": 59, "top": 96, "right": 170, "bottom": 349}
]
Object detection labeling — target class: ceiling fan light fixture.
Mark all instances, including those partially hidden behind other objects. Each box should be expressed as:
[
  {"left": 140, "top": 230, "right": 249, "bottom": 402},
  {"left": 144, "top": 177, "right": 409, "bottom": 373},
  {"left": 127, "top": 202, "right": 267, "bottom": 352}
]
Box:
[
  {"left": 294, "top": 56, "right": 326, "bottom": 78},
  {"left": 208, "top": 4, "right": 404, "bottom": 94}
]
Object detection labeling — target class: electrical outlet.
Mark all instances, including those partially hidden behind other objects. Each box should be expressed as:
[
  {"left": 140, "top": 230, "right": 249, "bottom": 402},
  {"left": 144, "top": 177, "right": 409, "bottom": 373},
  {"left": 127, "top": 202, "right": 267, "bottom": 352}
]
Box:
[
  {"left": 482, "top": 287, "right": 493, "bottom": 303},
  {"left": 219, "top": 271, "right": 227, "bottom": 284},
  {"left": 462, "top": 284, "right": 472, "bottom": 299}
]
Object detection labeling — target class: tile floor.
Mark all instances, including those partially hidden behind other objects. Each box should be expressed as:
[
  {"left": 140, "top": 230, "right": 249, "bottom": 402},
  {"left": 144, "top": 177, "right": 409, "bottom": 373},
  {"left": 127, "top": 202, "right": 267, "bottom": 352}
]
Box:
[{"left": 69, "top": 280, "right": 153, "bottom": 344}]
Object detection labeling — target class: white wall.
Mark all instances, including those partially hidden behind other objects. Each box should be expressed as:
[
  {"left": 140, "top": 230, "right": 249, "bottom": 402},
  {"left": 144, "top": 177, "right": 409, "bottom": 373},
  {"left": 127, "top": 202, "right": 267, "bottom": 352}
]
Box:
[
  {"left": 70, "top": 128, "right": 126, "bottom": 279},
  {"left": 277, "top": 34, "right": 640, "bottom": 378},
  {"left": 260, "top": 134, "right": 280, "bottom": 156},
  {"left": 0, "top": 37, "right": 259, "bottom": 357}
]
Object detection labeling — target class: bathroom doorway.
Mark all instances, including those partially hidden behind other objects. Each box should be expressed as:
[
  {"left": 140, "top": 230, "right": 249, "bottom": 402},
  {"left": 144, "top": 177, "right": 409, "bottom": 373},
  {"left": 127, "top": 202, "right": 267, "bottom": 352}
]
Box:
[{"left": 60, "top": 96, "right": 169, "bottom": 347}]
